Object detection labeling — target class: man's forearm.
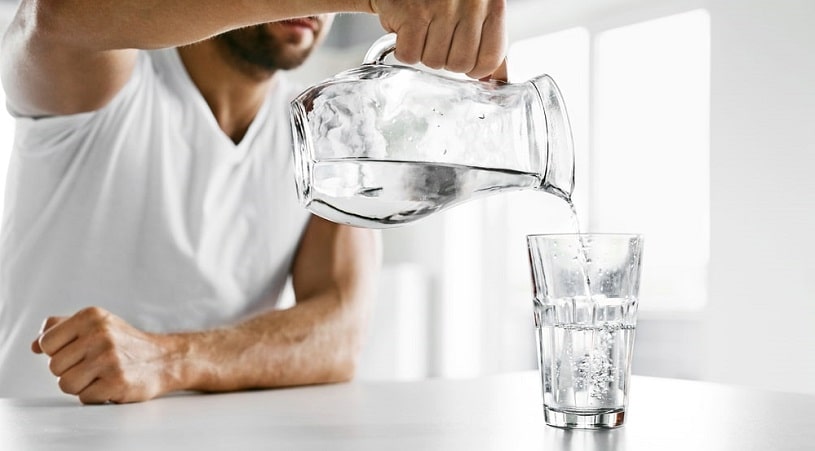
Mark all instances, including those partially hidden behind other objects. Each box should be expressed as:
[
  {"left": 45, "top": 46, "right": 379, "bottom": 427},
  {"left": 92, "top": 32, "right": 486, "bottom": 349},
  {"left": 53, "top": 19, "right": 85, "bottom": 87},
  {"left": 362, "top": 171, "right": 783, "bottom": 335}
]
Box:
[
  {"left": 166, "top": 292, "right": 368, "bottom": 393},
  {"left": 32, "top": 0, "right": 372, "bottom": 51},
  {"left": 30, "top": 277, "right": 374, "bottom": 403}
]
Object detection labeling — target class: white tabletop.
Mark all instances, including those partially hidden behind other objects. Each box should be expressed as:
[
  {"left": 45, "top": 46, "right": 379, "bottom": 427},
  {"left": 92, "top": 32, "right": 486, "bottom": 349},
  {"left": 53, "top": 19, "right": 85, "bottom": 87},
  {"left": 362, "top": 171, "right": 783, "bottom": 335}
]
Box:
[{"left": 1, "top": 372, "right": 813, "bottom": 450}]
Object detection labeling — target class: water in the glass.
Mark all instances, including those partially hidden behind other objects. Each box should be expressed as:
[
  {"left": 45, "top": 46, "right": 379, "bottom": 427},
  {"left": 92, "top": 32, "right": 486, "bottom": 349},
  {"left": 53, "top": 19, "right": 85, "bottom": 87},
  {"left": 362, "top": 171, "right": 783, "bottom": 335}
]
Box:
[
  {"left": 534, "top": 295, "right": 637, "bottom": 416},
  {"left": 528, "top": 234, "right": 643, "bottom": 429}
]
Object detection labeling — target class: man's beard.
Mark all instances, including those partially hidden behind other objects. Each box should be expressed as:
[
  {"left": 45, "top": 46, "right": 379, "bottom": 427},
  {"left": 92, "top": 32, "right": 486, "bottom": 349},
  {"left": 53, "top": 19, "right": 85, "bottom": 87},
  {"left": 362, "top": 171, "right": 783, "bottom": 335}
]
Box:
[{"left": 215, "top": 25, "right": 313, "bottom": 73}]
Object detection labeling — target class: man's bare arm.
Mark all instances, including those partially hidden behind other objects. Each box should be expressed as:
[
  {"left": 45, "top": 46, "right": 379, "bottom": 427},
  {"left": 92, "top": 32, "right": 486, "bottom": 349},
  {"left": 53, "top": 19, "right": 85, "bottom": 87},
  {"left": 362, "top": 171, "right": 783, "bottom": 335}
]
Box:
[
  {"left": 32, "top": 216, "right": 381, "bottom": 403},
  {"left": 178, "top": 216, "right": 381, "bottom": 392},
  {"left": 1, "top": 0, "right": 506, "bottom": 117},
  {"left": 0, "top": 0, "right": 372, "bottom": 117}
]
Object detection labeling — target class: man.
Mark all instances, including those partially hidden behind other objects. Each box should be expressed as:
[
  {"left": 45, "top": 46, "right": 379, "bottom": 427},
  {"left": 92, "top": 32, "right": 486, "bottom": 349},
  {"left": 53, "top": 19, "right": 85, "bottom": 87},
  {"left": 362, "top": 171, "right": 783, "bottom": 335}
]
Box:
[{"left": 0, "top": 0, "right": 507, "bottom": 403}]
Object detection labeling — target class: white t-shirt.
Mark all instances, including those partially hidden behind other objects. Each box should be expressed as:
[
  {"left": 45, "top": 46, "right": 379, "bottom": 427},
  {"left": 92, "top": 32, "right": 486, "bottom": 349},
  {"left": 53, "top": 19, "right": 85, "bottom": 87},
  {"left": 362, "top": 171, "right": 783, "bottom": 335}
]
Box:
[{"left": 0, "top": 49, "right": 312, "bottom": 397}]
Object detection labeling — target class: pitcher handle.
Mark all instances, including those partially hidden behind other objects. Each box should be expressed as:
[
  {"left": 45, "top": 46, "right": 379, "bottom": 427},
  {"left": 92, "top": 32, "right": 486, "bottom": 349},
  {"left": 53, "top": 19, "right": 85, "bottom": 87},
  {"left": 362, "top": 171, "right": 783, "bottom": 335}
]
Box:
[{"left": 363, "top": 33, "right": 398, "bottom": 65}]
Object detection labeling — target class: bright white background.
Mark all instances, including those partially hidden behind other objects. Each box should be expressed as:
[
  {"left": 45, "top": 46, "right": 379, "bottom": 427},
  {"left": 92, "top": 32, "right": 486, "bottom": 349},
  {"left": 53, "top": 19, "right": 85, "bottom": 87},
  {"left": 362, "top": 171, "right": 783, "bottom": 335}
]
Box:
[
  {"left": 1, "top": 0, "right": 814, "bottom": 394},
  {"left": 299, "top": 0, "right": 815, "bottom": 395}
]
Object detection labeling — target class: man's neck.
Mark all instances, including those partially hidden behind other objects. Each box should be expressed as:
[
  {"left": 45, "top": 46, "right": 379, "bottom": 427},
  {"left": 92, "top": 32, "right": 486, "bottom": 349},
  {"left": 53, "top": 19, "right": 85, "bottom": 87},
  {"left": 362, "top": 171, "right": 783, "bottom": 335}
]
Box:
[{"left": 177, "top": 41, "right": 277, "bottom": 144}]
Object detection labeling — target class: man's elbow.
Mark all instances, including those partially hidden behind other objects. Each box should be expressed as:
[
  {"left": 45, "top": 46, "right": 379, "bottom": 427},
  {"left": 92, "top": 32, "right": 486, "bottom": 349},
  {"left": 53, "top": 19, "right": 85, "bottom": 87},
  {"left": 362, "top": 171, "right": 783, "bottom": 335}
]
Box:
[
  {"left": 22, "top": 0, "right": 92, "bottom": 47},
  {"left": 330, "top": 357, "right": 358, "bottom": 384},
  {"left": 22, "top": 0, "right": 66, "bottom": 40},
  {"left": 326, "top": 327, "right": 366, "bottom": 384}
]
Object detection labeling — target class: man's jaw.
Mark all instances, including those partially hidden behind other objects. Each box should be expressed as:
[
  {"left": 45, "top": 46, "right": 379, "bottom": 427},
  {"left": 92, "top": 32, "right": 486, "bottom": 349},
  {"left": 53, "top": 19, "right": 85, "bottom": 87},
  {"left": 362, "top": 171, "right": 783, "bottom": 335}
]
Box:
[{"left": 266, "top": 17, "right": 320, "bottom": 48}]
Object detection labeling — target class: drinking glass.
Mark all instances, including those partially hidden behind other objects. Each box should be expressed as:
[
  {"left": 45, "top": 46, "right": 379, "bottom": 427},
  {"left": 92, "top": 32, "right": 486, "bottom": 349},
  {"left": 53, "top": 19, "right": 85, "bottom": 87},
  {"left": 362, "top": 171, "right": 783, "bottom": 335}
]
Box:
[{"left": 527, "top": 234, "right": 643, "bottom": 429}]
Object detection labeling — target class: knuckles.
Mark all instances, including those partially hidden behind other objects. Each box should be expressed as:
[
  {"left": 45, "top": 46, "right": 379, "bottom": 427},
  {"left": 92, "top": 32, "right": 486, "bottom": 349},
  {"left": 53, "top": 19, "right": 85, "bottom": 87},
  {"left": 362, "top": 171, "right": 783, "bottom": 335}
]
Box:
[
  {"left": 78, "top": 306, "right": 110, "bottom": 323},
  {"left": 106, "top": 355, "right": 125, "bottom": 378},
  {"left": 95, "top": 332, "right": 116, "bottom": 351},
  {"left": 486, "top": 0, "right": 506, "bottom": 16}
]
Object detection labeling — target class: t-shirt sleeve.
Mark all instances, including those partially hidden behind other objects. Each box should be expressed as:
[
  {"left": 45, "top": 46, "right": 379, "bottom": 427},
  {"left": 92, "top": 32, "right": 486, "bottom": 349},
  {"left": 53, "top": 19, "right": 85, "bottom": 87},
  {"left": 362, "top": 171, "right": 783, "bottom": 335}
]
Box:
[{"left": 8, "top": 52, "right": 152, "bottom": 156}]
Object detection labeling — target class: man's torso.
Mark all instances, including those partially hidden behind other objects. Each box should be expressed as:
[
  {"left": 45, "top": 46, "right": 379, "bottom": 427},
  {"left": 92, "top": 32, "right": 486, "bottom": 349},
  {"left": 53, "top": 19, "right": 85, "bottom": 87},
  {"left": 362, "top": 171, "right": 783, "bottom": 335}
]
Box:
[{"left": 0, "top": 48, "right": 310, "bottom": 397}]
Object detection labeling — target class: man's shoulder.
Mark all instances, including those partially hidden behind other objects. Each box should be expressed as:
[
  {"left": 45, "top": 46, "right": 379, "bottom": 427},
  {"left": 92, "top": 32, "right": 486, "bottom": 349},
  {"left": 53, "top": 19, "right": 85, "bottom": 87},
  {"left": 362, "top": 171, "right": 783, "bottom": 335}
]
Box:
[{"left": 8, "top": 49, "right": 172, "bottom": 152}]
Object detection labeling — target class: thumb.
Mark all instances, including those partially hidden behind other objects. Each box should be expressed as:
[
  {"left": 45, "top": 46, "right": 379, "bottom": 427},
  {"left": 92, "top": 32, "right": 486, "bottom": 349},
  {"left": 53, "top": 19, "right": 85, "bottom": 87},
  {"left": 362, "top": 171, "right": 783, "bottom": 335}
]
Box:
[
  {"left": 31, "top": 316, "right": 67, "bottom": 354},
  {"left": 480, "top": 58, "right": 509, "bottom": 83}
]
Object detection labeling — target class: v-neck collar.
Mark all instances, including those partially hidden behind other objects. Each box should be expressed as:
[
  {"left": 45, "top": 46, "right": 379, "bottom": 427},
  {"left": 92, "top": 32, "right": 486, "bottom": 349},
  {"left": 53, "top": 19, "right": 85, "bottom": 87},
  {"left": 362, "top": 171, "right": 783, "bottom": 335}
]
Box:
[{"left": 154, "top": 48, "right": 279, "bottom": 162}]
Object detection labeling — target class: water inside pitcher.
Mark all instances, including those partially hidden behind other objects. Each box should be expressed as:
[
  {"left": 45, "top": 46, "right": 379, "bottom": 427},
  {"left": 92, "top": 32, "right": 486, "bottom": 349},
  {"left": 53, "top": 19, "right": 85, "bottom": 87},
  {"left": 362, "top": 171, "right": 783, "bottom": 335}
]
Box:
[{"left": 290, "top": 34, "right": 574, "bottom": 229}]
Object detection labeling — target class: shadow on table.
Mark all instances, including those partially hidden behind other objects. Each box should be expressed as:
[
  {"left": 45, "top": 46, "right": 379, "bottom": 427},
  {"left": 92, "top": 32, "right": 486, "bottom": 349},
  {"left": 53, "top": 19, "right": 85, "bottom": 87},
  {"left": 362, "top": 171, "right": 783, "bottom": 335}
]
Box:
[
  {"left": 544, "top": 427, "right": 626, "bottom": 451},
  {"left": 5, "top": 397, "right": 78, "bottom": 408}
]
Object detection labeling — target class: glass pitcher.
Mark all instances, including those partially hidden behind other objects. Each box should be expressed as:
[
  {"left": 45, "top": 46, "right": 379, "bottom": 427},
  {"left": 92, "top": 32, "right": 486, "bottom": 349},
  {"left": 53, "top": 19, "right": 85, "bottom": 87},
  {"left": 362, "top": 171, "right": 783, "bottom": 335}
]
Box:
[{"left": 290, "top": 34, "right": 574, "bottom": 229}]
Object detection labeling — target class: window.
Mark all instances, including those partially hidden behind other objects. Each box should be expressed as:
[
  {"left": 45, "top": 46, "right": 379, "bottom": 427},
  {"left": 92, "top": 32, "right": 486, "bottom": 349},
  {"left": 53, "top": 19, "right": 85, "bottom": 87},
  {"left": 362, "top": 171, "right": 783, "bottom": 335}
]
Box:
[
  {"left": 434, "top": 28, "right": 592, "bottom": 377},
  {"left": 504, "top": 26, "right": 591, "bottom": 300},
  {"left": 593, "top": 10, "right": 710, "bottom": 311},
  {"left": 498, "top": 10, "right": 710, "bottom": 314},
  {"left": 435, "top": 12, "right": 711, "bottom": 375}
]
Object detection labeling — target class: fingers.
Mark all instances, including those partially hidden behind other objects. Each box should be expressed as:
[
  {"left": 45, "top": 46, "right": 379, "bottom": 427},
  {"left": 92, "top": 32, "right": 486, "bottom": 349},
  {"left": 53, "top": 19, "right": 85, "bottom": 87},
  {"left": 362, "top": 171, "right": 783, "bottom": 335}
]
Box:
[
  {"left": 47, "top": 332, "right": 104, "bottom": 376},
  {"left": 467, "top": 10, "right": 506, "bottom": 80},
  {"left": 36, "top": 311, "right": 89, "bottom": 356},
  {"left": 40, "top": 316, "right": 65, "bottom": 334},
  {"left": 63, "top": 356, "right": 129, "bottom": 403},
  {"left": 58, "top": 360, "right": 99, "bottom": 396},
  {"left": 37, "top": 317, "right": 78, "bottom": 356},
  {"left": 394, "top": 23, "right": 428, "bottom": 65},
  {"left": 33, "top": 307, "right": 111, "bottom": 356},
  {"left": 446, "top": 21, "right": 482, "bottom": 74},
  {"left": 31, "top": 316, "right": 68, "bottom": 353},
  {"left": 78, "top": 379, "right": 111, "bottom": 405},
  {"left": 479, "top": 58, "right": 509, "bottom": 83},
  {"left": 422, "top": 16, "right": 456, "bottom": 70},
  {"left": 375, "top": 0, "right": 507, "bottom": 78}
]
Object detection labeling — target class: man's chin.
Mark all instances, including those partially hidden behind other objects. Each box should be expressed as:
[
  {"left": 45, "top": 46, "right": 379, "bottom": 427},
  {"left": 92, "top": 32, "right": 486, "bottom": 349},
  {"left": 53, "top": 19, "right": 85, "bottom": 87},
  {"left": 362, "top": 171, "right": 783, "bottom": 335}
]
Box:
[
  {"left": 275, "top": 53, "right": 311, "bottom": 71},
  {"left": 215, "top": 23, "right": 316, "bottom": 73},
  {"left": 266, "top": 22, "right": 316, "bottom": 46}
]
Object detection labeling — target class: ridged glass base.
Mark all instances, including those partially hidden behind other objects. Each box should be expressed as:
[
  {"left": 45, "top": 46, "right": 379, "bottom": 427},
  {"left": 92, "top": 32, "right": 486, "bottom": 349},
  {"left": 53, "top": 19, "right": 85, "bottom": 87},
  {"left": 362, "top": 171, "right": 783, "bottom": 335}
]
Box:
[{"left": 544, "top": 407, "right": 626, "bottom": 429}]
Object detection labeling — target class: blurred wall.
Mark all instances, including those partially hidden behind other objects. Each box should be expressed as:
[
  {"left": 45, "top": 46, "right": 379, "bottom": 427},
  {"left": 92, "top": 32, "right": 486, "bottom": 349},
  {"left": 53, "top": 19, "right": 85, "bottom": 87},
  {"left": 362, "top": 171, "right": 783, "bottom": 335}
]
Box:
[{"left": 704, "top": 0, "right": 815, "bottom": 393}]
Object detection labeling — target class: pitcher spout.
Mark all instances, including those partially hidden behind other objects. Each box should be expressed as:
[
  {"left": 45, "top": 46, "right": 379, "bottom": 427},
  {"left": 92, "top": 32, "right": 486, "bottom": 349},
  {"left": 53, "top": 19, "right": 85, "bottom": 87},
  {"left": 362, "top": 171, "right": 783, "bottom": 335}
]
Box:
[{"left": 530, "top": 74, "right": 575, "bottom": 201}]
